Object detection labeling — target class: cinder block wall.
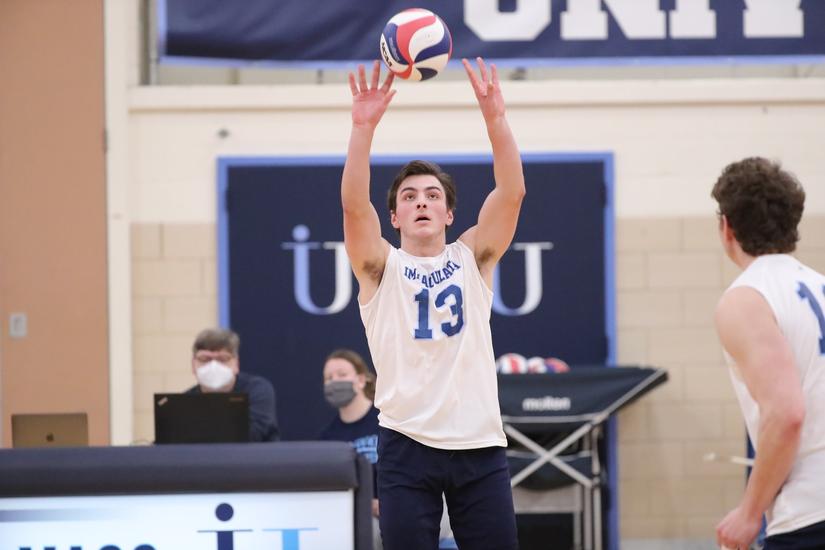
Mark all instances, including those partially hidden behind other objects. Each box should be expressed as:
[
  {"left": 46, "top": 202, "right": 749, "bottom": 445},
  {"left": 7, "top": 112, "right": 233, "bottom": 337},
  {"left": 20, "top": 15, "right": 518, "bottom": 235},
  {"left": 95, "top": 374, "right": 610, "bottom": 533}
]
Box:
[
  {"left": 121, "top": 76, "right": 825, "bottom": 543},
  {"left": 130, "top": 224, "right": 217, "bottom": 442},
  {"left": 130, "top": 215, "right": 825, "bottom": 538},
  {"left": 616, "top": 217, "right": 740, "bottom": 540},
  {"left": 615, "top": 215, "right": 825, "bottom": 540}
]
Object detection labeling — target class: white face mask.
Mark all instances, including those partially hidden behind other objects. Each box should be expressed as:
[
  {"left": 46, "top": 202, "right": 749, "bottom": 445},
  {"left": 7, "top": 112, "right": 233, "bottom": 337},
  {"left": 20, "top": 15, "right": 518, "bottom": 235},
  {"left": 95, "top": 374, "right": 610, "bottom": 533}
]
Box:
[{"left": 196, "top": 360, "right": 235, "bottom": 391}]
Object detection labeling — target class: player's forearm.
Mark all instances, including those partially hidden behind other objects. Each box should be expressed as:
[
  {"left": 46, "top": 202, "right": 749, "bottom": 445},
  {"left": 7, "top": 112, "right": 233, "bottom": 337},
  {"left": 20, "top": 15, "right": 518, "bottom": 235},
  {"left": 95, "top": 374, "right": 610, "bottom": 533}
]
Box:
[
  {"left": 342, "top": 125, "right": 376, "bottom": 212},
  {"left": 741, "top": 403, "right": 804, "bottom": 518},
  {"left": 486, "top": 116, "right": 525, "bottom": 200}
]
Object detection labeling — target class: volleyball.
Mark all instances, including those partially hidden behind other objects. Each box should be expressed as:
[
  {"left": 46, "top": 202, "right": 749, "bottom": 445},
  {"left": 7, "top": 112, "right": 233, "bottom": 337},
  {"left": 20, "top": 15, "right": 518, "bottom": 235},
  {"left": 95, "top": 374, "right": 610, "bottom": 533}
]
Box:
[
  {"left": 526, "top": 356, "right": 549, "bottom": 374},
  {"left": 379, "top": 8, "right": 452, "bottom": 81},
  {"left": 496, "top": 353, "right": 528, "bottom": 374},
  {"left": 545, "top": 357, "right": 571, "bottom": 373}
]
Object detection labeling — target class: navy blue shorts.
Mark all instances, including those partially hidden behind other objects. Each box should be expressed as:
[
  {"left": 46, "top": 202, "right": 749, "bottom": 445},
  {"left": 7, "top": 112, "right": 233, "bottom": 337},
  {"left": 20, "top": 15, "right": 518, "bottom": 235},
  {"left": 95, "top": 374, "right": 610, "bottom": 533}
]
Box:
[
  {"left": 377, "top": 426, "right": 518, "bottom": 550},
  {"left": 765, "top": 519, "right": 825, "bottom": 550}
]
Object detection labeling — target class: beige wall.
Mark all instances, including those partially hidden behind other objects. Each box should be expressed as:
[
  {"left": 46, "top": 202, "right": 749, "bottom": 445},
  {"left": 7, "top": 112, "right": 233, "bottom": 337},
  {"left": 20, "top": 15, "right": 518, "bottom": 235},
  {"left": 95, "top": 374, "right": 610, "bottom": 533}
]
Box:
[
  {"left": 615, "top": 216, "right": 825, "bottom": 539},
  {"left": 0, "top": 0, "right": 109, "bottom": 446},
  {"left": 123, "top": 81, "right": 825, "bottom": 224},
  {"left": 128, "top": 216, "right": 825, "bottom": 541},
  {"left": 111, "top": 33, "right": 825, "bottom": 544},
  {"left": 130, "top": 224, "right": 217, "bottom": 442}
]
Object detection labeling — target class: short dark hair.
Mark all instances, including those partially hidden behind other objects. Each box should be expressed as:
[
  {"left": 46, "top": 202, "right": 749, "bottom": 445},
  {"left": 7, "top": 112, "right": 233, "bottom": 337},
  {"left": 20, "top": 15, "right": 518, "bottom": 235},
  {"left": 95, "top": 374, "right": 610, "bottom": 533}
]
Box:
[
  {"left": 712, "top": 157, "right": 805, "bottom": 256},
  {"left": 193, "top": 328, "right": 240, "bottom": 356},
  {"left": 387, "top": 160, "right": 457, "bottom": 216},
  {"left": 325, "top": 348, "right": 376, "bottom": 401}
]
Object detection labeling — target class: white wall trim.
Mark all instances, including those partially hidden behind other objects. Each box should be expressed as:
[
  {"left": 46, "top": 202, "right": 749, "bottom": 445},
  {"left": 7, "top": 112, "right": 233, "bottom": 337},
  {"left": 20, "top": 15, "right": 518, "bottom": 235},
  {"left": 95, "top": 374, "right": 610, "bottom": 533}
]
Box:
[
  {"left": 104, "top": 0, "right": 138, "bottom": 445},
  {"left": 128, "top": 78, "right": 825, "bottom": 112}
]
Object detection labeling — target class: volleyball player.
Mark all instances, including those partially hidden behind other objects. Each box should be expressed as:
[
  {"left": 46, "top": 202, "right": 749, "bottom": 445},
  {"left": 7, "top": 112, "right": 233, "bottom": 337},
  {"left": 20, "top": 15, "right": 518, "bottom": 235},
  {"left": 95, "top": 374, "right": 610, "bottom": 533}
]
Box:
[
  {"left": 340, "top": 58, "right": 524, "bottom": 549},
  {"left": 713, "top": 158, "right": 825, "bottom": 550}
]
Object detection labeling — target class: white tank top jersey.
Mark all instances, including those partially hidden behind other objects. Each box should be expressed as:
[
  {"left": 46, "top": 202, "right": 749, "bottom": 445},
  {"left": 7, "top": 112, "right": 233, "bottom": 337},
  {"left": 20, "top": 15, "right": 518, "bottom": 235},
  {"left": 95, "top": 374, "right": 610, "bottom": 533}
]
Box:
[
  {"left": 359, "top": 240, "right": 507, "bottom": 450},
  {"left": 725, "top": 254, "right": 825, "bottom": 536}
]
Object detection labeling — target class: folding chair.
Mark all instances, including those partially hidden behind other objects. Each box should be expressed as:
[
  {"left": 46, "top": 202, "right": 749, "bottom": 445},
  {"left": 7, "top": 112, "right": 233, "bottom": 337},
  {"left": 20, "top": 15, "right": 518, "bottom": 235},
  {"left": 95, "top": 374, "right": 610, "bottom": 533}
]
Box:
[{"left": 498, "top": 366, "right": 668, "bottom": 550}]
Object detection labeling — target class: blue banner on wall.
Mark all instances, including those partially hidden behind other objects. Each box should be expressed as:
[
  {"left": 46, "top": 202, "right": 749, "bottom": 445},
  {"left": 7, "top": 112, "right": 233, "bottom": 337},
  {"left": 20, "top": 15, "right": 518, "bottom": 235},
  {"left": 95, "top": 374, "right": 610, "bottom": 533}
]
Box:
[
  {"left": 161, "top": 1, "right": 825, "bottom": 66},
  {"left": 218, "top": 154, "right": 614, "bottom": 442}
]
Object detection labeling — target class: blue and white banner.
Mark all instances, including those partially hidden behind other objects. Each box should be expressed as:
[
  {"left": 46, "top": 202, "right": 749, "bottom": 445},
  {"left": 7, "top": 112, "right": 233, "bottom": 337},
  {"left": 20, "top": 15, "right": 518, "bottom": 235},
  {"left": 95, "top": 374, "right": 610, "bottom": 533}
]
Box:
[
  {"left": 160, "top": 0, "right": 825, "bottom": 66},
  {"left": 0, "top": 492, "right": 352, "bottom": 550},
  {"left": 218, "top": 154, "right": 614, "bottom": 441}
]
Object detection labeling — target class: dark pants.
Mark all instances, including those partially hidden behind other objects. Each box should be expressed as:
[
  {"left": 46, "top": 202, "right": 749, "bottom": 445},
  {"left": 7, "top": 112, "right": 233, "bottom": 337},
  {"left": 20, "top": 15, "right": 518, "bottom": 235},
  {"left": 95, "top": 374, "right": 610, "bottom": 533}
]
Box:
[
  {"left": 377, "top": 426, "right": 518, "bottom": 550},
  {"left": 765, "top": 519, "right": 825, "bottom": 549}
]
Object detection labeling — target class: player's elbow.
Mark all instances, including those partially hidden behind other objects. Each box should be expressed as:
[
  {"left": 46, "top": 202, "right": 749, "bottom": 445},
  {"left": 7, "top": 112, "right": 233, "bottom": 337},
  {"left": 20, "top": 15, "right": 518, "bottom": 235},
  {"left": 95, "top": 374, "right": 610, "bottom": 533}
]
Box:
[
  {"left": 783, "top": 406, "right": 805, "bottom": 450},
  {"left": 785, "top": 402, "right": 806, "bottom": 434},
  {"left": 341, "top": 198, "right": 369, "bottom": 219},
  {"left": 507, "top": 185, "right": 526, "bottom": 206},
  {"left": 341, "top": 191, "right": 356, "bottom": 211},
  {"left": 767, "top": 400, "right": 805, "bottom": 439}
]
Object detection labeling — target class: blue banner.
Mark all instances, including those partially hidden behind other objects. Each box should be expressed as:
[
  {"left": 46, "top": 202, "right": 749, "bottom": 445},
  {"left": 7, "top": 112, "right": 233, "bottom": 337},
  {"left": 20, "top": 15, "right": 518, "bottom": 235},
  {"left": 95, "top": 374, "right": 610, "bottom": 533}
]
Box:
[
  {"left": 218, "top": 154, "right": 614, "bottom": 442},
  {"left": 161, "top": 1, "right": 825, "bottom": 66}
]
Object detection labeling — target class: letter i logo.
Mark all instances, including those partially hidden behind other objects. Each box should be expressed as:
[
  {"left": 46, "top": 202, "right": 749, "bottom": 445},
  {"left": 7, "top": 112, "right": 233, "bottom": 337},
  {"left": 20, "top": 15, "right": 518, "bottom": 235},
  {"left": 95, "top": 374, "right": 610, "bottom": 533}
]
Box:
[
  {"left": 282, "top": 225, "right": 353, "bottom": 315},
  {"left": 197, "top": 502, "right": 252, "bottom": 550}
]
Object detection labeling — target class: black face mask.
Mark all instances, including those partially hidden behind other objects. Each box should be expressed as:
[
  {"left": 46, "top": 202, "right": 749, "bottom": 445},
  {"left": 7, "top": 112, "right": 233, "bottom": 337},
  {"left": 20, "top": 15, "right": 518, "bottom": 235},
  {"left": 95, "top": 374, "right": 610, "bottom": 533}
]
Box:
[{"left": 324, "top": 380, "right": 356, "bottom": 408}]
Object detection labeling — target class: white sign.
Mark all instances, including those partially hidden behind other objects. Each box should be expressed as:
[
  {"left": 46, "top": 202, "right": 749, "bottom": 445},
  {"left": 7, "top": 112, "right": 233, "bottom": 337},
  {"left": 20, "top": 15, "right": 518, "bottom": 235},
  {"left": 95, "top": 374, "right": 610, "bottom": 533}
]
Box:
[
  {"left": 0, "top": 491, "right": 353, "bottom": 550},
  {"left": 465, "top": 0, "right": 804, "bottom": 41}
]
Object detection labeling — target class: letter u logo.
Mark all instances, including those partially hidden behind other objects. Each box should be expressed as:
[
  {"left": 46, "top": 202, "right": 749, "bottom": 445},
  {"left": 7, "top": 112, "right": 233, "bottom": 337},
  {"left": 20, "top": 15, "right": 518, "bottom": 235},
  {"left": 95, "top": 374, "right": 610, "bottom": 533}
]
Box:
[
  {"left": 493, "top": 242, "right": 552, "bottom": 316},
  {"left": 282, "top": 225, "right": 352, "bottom": 315}
]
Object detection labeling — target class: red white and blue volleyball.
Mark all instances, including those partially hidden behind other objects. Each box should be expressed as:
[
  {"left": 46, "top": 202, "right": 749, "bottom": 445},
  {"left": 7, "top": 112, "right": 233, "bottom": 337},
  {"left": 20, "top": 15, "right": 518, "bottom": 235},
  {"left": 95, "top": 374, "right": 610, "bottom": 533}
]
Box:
[
  {"left": 380, "top": 8, "right": 452, "bottom": 81},
  {"left": 496, "top": 353, "right": 528, "bottom": 375}
]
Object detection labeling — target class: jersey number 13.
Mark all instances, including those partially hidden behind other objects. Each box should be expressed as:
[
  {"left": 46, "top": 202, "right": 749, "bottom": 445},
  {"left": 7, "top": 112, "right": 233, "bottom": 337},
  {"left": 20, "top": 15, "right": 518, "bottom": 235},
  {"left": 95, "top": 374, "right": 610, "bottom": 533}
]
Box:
[{"left": 414, "top": 284, "right": 464, "bottom": 339}]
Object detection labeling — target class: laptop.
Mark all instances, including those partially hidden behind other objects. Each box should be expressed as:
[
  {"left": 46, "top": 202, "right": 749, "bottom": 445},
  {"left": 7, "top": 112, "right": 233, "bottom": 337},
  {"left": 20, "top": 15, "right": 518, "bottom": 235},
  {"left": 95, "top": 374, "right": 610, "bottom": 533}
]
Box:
[
  {"left": 153, "top": 393, "right": 250, "bottom": 444},
  {"left": 11, "top": 412, "right": 89, "bottom": 448}
]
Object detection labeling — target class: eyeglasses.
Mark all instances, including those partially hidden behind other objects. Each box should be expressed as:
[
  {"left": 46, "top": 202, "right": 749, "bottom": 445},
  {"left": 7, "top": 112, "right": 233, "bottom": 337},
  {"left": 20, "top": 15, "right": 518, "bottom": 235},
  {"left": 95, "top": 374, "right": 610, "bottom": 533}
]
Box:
[{"left": 194, "top": 351, "right": 235, "bottom": 364}]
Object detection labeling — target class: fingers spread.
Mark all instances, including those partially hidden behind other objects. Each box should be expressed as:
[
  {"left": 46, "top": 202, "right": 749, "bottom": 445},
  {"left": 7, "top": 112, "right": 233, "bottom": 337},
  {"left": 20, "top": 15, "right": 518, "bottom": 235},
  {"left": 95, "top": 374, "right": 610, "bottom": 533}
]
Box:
[
  {"left": 383, "top": 89, "right": 397, "bottom": 106},
  {"left": 358, "top": 64, "right": 368, "bottom": 93},
  {"left": 381, "top": 71, "right": 395, "bottom": 93},
  {"left": 371, "top": 60, "right": 380, "bottom": 90},
  {"left": 476, "top": 57, "right": 489, "bottom": 86},
  {"left": 461, "top": 58, "right": 471, "bottom": 71},
  {"left": 462, "top": 58, "right": 482, "bottom": 95}
]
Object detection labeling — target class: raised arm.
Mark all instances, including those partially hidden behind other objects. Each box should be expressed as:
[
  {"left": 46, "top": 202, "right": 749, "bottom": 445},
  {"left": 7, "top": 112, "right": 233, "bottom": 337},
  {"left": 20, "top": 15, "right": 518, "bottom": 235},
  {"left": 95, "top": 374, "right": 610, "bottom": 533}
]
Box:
[
  {"left": 458, "top": 57, "right": 525, "bottom": 282},
  {"left": 341, "top": 61, "right": 395, "bottom": 302},
  {"left": 714, "top": 286, "right": 805, "bottom": 550}
]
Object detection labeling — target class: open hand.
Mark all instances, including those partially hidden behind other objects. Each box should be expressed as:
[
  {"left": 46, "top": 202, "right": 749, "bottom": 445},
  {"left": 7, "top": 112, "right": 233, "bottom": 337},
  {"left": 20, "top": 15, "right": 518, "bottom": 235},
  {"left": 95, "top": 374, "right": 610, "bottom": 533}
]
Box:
[
  {"left": 463, "top": 57, "right": 505, "bottom": 123},
  {"left": 349, "top": 60, "right": 396, "bottom": 129}
]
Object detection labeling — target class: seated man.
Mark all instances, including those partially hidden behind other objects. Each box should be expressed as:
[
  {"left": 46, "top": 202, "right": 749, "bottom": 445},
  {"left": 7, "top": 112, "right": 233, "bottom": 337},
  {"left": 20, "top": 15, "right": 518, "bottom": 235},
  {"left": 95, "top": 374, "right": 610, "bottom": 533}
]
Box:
[{"left": 186, "top": 328, "right": 279, "bottom": 442}]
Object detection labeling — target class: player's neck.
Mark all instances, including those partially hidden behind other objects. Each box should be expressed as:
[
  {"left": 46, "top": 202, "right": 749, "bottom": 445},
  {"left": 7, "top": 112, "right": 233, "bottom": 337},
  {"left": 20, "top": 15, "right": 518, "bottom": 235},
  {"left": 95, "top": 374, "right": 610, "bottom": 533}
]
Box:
[
  {"left": 339, "top": 394, "right": 372, "bottom": 423},
  {"left": 400, "top": 233, "right": 447, "bottom": 258},
  {"left": 728, "top": 243, "right": 757, "bottom": 271}
]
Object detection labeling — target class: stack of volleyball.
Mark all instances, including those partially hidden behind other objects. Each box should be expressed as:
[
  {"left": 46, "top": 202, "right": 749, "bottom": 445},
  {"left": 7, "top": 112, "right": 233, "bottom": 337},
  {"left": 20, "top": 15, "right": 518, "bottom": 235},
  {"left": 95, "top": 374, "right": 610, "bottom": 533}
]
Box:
[
  {"left": 380, "top": 8, "right": 452, "bottom": 81},
  {"left": 497, "top": 354, "right": 571, "bottom": 374}
]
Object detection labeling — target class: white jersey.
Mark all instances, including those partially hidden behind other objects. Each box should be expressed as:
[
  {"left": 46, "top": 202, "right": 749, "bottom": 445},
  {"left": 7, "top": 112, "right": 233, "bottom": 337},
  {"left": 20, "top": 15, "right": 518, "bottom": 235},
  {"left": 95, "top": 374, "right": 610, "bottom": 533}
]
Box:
[
  {"left": 359, "top": 240, "right": 507, "bottom": 450},
  {"left": 725, "top": 254, "right": 825, "bottom": 536}
]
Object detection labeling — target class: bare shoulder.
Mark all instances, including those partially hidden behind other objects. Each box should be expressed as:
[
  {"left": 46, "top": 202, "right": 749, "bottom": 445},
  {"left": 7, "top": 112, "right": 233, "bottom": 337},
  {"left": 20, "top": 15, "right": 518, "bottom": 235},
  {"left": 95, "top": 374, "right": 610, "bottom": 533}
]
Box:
[
  {"left": 715, "top": 286, "right": 772, "bottom": 329},
  {"left": 716, "top": 284, "right": 800, "bottom": 407},
  {"left": 715, "top": 286, "right": 781, "bottom": 365}
]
